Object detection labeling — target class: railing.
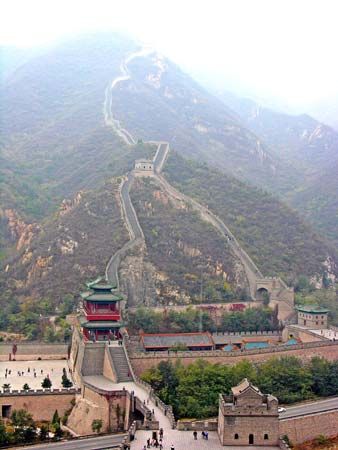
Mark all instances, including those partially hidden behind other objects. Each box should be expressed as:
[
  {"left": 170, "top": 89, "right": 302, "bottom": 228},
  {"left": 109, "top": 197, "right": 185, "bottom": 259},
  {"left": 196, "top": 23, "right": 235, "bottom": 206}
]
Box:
[
  {"left": 85, "top": 313, "right": 121, "bottom": 321},
  {"left": 118, "top": 420, "right": 137, "bottom": 449},
  {"left": 122, "top": 336, "right": 176, "bottom": 429}
]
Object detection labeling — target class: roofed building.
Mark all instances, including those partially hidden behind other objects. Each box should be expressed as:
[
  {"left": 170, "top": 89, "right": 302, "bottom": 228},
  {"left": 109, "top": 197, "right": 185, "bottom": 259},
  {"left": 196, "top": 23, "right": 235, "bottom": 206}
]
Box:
[
  {"left": 218, "top": 378, "right": 279, "bottom": 446},
  {"left": 140, "top": 332, "right": 215, "bottom": 352},
  {"left": 80, "top": 278, "right": 124, "bottom": 341},
  {"left": 135, "top": 159, "right": 154, "bottom": 172},
  {"left": 296, "top": 305, "right": 329, "bottom": 329}
]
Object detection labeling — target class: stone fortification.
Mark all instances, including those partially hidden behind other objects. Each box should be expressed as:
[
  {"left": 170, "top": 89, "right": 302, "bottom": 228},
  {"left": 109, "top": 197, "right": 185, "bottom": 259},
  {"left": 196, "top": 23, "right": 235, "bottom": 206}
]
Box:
[{"left": 129, "top": 340, "right": 338, "bottom": 376}]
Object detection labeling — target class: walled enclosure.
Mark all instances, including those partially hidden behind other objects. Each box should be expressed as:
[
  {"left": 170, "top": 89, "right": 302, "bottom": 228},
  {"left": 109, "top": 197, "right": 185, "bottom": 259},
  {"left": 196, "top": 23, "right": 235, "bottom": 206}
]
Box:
[
  {"left": 129, "top": 341, "right": 338, "bottom": 376},
  {"left": 0, "top": 391, "right": 75, "bottom": 421}
]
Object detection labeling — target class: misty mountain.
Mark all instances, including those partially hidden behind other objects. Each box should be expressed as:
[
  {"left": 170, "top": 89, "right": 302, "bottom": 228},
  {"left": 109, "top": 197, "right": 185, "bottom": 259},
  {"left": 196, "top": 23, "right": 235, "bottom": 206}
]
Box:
[
  {"left": 216, "top": 91, "right": 338, "bottom": 178},
  {"left": 214, "top": 90, "right": 338, "bottom": 244},
  {"left": 110, "top": 51, "right": 300, "bottom": 193}
]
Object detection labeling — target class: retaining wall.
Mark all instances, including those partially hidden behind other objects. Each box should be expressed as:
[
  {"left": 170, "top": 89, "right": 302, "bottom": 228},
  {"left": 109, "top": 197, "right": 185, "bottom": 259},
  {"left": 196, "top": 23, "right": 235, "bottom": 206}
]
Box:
[{"left": 280, "top": 410, "right": 338, "bottom": 444}]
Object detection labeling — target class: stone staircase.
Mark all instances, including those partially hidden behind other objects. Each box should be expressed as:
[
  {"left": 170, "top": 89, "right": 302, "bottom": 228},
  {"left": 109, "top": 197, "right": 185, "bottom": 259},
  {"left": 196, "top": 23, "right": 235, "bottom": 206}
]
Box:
[
  {"left": 81, "top": 344, "right": 105, "bottom": 376},
  {"left": 109, "top": 346, "right": 133, "bottom": 382}
]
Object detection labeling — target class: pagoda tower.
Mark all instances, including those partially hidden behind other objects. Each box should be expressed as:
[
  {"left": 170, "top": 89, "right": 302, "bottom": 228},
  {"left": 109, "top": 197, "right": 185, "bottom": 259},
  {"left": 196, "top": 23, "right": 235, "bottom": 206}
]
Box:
[{"left": 80, "top": 278, "right": 124, "bottom": 341}]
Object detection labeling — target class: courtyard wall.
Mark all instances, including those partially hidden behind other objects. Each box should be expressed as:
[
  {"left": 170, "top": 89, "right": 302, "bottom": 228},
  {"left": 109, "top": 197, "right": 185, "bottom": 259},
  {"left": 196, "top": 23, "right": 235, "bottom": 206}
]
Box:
[{"left": 0, "top": 389, "right": 77, "bottom": 421}]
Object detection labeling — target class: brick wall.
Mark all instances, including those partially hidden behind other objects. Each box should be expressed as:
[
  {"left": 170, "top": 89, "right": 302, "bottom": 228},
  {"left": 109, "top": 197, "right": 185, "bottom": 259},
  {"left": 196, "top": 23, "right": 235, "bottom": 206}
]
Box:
[
  {"left": 280, "top": 410, "right": 338, "bottom": 444},
  {"left": 0, "top": 391, "right": 75, "bottom": 421},
  {"left": 129, "top": 341, "right": 338, "bottom": 376}
]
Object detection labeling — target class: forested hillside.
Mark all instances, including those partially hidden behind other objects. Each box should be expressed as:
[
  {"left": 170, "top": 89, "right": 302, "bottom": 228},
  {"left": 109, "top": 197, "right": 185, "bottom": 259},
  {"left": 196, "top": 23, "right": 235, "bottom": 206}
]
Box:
[
  {"left": 130, "top": 178, "right": 249, "bottom": 304},
  {"left": 164, "top": 152, "right": 337, "bottom": 283}
]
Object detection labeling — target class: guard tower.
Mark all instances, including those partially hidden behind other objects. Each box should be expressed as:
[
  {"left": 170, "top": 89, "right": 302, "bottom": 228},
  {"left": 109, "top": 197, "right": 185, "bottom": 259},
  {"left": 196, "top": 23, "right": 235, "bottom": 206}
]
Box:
[
  {"left": 80, "top": 278, "right": 124, "bottom": 341},
  {"left": 218, "top": 379, "right": 279, "bottom": 446},
  {"left": 296, "top": 305, "right": 329, "bottom": 329}
]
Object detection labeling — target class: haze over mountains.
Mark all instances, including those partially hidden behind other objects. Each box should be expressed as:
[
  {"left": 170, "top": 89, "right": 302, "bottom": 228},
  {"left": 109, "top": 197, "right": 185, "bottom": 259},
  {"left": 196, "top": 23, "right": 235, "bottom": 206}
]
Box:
[{"left": 0, "top": 32, "right": 337, "bottom": 317}]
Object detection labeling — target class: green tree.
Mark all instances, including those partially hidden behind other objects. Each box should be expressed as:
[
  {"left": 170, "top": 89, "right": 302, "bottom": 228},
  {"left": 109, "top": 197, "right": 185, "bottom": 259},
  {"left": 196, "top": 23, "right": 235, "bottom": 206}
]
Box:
[
  {"left": 52, "top": 410, "right": 60, "bottom": 425},
  {"left": 11, "top": 409, "right": 34, "bottom": 427},
  {"left": 39, "top": 425, "right": 48, "bottom": 441},
  {"left": 41, "top": 377, "right": 52, "bottom": 389},
  {"left": 257, "top": 357, "right": 313, "bottom": 403},
  {"left": 91, "top": 419, "right": 103, "bottom": 434},
  {"left": 0, "top": 419, "right": 8, "bottom": 446},
  {"left": 22, "top": 383, "right": 30, "bottom": 390},
  {"left": 61, "top": 374, "right": 73, "bottom": 388}
]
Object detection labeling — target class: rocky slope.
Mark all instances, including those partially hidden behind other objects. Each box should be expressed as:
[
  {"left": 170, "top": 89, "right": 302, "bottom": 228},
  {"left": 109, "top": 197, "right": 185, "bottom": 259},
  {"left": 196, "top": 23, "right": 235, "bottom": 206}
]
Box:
[
  {"left": 129, "top": 178, "right": 249, "bottom": 305},
  {"left": 0, "top": 181, "right": 128, "bottom": 330}
]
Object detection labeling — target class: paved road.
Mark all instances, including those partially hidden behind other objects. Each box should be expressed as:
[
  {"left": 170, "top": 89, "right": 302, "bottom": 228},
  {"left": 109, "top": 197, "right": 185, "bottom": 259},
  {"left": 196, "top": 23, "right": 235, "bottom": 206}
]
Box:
[
  {"left": 25, "top": 433, "right": 126, "bottom": 450},
  {"left": 280, "top": 396, "right": 338, "bottom": 419}
]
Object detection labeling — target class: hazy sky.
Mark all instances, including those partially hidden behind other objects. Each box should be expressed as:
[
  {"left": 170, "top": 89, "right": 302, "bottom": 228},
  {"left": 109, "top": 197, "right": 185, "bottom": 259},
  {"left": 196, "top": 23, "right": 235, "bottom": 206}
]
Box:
[{"left": 1, "top": 0, "right": 338, "bottom": 109}]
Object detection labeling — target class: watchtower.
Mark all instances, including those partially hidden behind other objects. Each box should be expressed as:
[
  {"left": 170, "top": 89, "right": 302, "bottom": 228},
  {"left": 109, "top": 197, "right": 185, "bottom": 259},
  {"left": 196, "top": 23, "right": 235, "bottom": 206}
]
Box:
[
  {"left": 218, "top": 379, "right": 279, "bottom": 446},
  {"left": 296, "top": 305, "right": 329, "bottom": 329}
]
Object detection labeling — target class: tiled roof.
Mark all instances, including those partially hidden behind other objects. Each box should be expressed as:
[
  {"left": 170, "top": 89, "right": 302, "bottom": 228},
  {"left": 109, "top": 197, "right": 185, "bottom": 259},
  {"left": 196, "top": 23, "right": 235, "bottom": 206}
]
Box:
[
  {"left": 81, "top": 292, "right": 123, "bottom": 302},
  {"left": 296, "top": 305, "right": 330, "bottom": 313},
  {"left": 231, "top": 378, "right": 261, "bottom": 396},
  {"left": 141, "top": 332, "right": 213, "bottom": 348}
]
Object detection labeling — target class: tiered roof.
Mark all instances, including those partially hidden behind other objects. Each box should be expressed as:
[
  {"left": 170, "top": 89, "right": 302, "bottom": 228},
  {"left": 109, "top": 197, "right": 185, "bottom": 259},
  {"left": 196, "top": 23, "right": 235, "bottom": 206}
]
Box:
[{"left": 81, "top": 277, "right": 123, "bottom": 302}]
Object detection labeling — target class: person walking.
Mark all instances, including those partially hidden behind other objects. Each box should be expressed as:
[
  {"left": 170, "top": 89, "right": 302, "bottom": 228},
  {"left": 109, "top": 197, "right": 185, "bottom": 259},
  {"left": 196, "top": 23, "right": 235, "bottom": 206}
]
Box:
[
  {"left": 193, "top": 430, "right": 198, "bottom": 440},
  {"left": 159, "top": 428, "right": 163, "bottom": 439}
]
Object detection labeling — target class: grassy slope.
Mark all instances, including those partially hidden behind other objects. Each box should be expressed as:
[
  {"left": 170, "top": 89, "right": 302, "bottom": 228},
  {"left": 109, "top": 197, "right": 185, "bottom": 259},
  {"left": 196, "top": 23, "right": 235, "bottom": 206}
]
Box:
[{"left": 164, "top": 152, "right": 337, "bottom": 282}]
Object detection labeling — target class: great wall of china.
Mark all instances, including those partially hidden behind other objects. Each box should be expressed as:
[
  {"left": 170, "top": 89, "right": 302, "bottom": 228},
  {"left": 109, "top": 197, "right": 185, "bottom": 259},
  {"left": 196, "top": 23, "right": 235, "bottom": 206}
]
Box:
[{"left": 1, "top": 48, "right": 337, "bottom": 448}]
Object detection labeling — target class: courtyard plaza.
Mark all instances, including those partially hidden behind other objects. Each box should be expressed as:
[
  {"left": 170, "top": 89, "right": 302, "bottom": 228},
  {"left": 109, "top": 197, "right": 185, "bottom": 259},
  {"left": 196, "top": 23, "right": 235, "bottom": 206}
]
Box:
[
  {"left": 0, "top": 360, "right": 74, "bottom": 390},
  {"left": 82, "top": 377, "right": 279, "bottom": 450}
]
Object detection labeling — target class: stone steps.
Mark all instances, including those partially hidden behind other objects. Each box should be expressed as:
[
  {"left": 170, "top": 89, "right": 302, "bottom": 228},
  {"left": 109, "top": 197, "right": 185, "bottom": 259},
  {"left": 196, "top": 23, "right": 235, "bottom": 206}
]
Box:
[
  {"left": 109, "top": 347, "right": 133, "bottom": 382},
  {"left": 81, "top": 345, "right": 105, "bottom": 376}
]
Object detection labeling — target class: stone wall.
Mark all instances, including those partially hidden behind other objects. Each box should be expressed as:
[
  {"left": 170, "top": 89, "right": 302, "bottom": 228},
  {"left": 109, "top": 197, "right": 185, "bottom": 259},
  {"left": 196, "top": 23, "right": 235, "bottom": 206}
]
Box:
[
  {"left": 129, "top": 341, "right": 338, "bottom": 376},
  {"left": 280, "top": 410, "right": 338, "bottom": 444},
  {"left": 0, "top": 342, "right": 68, "bottom": 361},
  {"left": 67, "top": 384, "right": 129, "bottom": 435},
  {"left": 0, "top": 390, "right": 76, "bottom": 421}
]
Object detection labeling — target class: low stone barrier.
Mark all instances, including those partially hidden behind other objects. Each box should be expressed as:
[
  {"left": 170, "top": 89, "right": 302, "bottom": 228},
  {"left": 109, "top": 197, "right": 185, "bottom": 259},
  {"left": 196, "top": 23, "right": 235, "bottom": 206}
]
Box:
[
  {"left": 0, "top": 387, "right": 80, "bottom": 396},
  {"left": 177, "top": 418, "right": 218, "bottom": 431}
]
